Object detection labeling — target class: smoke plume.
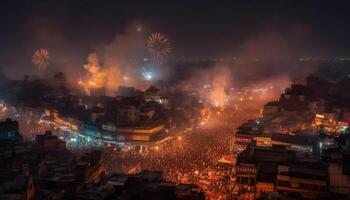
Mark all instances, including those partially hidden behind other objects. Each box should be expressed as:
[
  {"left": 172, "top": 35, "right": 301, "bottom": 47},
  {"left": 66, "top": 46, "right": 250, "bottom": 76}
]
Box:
[{"left": 79, "top": 23, "right": 146, "bottom": 96}]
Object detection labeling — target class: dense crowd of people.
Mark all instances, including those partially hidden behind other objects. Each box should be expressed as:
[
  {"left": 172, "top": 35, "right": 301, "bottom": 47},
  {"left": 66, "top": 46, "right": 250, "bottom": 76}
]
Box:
[
  {"left": 0, "top": 96, "right": 269, "bottom": 199},
  {"left": 103, "top": 101, "right": 263, "bottom": 199},
  {"left": 0, "top": 106, "right": 56, "bottom": 140},
  {"left": 0, "top": 105, "right": 100, "bottom": 153}
]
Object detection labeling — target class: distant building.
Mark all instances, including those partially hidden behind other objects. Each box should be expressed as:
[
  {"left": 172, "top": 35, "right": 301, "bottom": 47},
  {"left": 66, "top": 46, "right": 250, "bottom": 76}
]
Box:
[
  {"left": 276, "top": 163, "right": 328, "bottom": 198},
  {"left": 261, "top": 101, "right": 279, "bottom": 121},
  {"left": 308, "top": 98, "right": 325, "bottom": 114},
  {"left": 236, "top": 142, "right": 328, "bottom": 199},
  {"left": 144, "top": 86, "right": 161, "bottom": 102},
  {"left": 327, "top": 152, "right": 350, "bottom": 196},
  {"left": 105, "top": 97, "right": 156, "bottom": 125},
  {"left": 49, "top": 72, "right": 67, "bottom": 97},
  {"left": 77, "top": 170, "right": 205, "bottom": 200},
  {"left": 279, "top": 84, "right": 312, "bottom": 112},
  {"left": 91, "top": 106, "right": 104, "bottom": 124},
  {"left": 253, "top": 133, "right": 318, "bottom": 153},
  {"left": 0, "top": 118, "right": 22, "bottom": 142},
  {"left": 35, "top": 131, "right": 66, "bottom": 151},
  {"left": 324, "top": 135, "right": 350, "bottom": 197},
  {"left": 90, "top": 87, "right": 106, "bottom": 97},
  {"left": 0, "top": 120, "right": 204, "bottom": 199},
  {"left": 234, "top": 119, "right": 263, "bottom": 150},
  {"left": 116, "top": 86, "right": 144, "bottom": 98},
  {"left": 82, "top": 124, "right": 101, "bottom": 139},
  {"left": 312, "top": 113, "right": 339, "bottom": 133},
  {"left": 0, "top": 176, "right": 36, "bottom": 200},
  {"left": 76, "top": 150, "right": 105, "bottom": 184}
]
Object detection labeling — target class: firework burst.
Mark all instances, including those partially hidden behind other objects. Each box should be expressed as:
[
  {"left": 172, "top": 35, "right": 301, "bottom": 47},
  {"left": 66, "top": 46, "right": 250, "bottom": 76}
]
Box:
[
  {"left": 32, "top": 49, "right": 50, "bottom": 71},
  {"left": 147, "top": 32, "right": 172, "bottom": 63}
]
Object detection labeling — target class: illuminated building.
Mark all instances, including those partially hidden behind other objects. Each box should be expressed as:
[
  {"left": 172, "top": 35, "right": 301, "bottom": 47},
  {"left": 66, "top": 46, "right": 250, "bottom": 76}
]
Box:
[
  {"left": 83, "top": 124, "right": 101, "bottom": 138},
  {"left": 236, "top": 142, "right": 328, "bottom": 199},
  {"left": 101, "top": 122, "right": 117, "bottom": 133},
  {"left": 313, "top": 113, "right": 339, "bottom": 133},
  {"left": 234, "top": 119, "right": 263, "bottom": 150},
  {"left": 236, "top": 143, "right": 294, "bottom": 189},
  {"left": 338, "top": 121, "right": 349, "bottom": 133},
  {"left": 117, "top": 124, "right": 165, "bottom": 142},
  {"left": 53, "top": 114, "right": 84, "bottom": 132}
]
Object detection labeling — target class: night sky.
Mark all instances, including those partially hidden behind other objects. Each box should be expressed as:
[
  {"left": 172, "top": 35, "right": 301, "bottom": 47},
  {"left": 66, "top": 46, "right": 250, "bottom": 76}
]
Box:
[{"left": 1, "top": 0, "right": 350, "bottom": 73}]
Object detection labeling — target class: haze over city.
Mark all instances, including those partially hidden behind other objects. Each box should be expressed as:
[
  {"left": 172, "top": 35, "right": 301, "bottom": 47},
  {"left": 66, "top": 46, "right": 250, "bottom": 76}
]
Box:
[{"left": 1, "top": 1, "right": 350, "bottom": 200}]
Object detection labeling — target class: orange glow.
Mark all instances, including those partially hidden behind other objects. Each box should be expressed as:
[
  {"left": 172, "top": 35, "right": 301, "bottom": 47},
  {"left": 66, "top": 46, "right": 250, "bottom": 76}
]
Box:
[
  {"left": 78, "top": 53, "right": 110, "bottom": 95},
  {"left": 88, "top": 81, "right": 97, "bottom": 86}
]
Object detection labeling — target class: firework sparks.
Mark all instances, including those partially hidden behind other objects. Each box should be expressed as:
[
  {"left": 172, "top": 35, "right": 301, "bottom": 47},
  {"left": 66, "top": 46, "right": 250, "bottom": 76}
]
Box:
[
  {"left": 142, "top": 70, "right": 153, "bottom": 81},
  {"left": 32, "top": 49, "right": 50, "bottom": 71},
  {"left": 136, "top": 25, "right": 143, "bottom": 32},
  {"left": 147, "top": 32, "right": 172, "bottom": 63}
]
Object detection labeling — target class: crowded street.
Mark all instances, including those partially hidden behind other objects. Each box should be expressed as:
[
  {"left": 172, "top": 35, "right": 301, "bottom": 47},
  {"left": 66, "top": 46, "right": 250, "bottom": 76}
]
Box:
[
  {"left": 102, "top": 100, "right": 264, "bottom": 199},
  {"left": 0, "top": 96, "right": 269, "bottom": 199}
]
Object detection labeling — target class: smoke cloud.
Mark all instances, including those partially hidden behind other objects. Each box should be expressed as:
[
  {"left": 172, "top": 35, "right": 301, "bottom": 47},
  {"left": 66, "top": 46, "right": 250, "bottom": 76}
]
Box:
[
  {"left": 169, "top": 30, "right": 315, "bottom": 106},
  {"left": 79, "top": 23, "right": 146, "bottom": 96},
  {"left": 208, "top": 66, "right": 231, "bottom": 107},
  {"left": 232, "top": 31, "right": 314, "bottom": 84}
]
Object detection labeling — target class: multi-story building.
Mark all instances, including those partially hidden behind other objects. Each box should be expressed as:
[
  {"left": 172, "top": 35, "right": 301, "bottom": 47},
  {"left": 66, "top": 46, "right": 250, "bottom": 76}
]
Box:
[
  {"left": 77, "top": 170, "right": 205, "bottom": 200},
  {"left": 105, "top": 97, "right": 156, "bottom": 125},
  {"left": 276, "top": 164, "right": 328, "bottom": 198},
  {"left": 76, "top": 150, "right": 105, "bottom": 184},
  {"left": 236, "top": 141, "right": 328, "bottom": 199},
  {"left": 0, "top": 118, "right": 22, "bottom": 142},
  {"left": 35, "top": 131, "right": 66, "bottom": 151},
  {"left": 261, "top": 101, "right": 279, "bottom": 121},
  {"left": 117, "top": 124, "right": 165, "bottom": 142}
]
